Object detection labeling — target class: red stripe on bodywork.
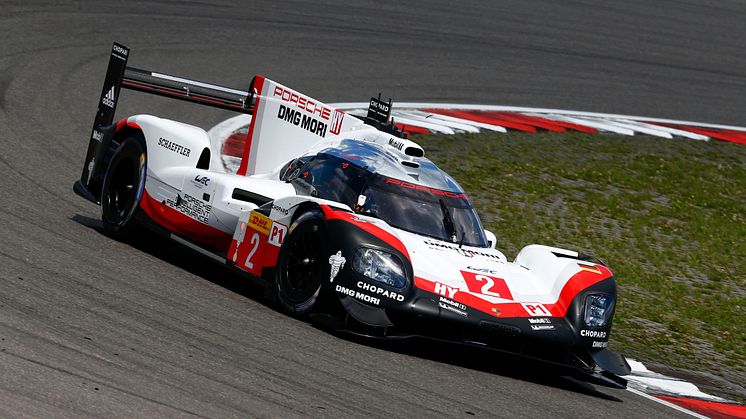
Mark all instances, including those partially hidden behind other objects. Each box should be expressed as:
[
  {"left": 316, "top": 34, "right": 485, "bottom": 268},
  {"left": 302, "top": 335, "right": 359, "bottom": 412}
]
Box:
[
  {"left": 415, "top": 265, "right": 612, "bottom": 317},
  {"left": 320, "top": 205, "right": 410, "bottom": 261},
  {"left": 115, "top": 119, "right": 141, "bottom": 132},
  {"left": 139, "top": 188, "right": 232, "bottom": 251},
  {"left": 237, "top": 76, "right": 266, "bottom": 176},
  {"left": 654, "top": 395, "right": 746, "bottom": 419},
  {"left": 415, "top": 276, "right": 529, "bottom": 316},
  {"left": 425, "top": 109, "right": 537, "bottom": 132}
]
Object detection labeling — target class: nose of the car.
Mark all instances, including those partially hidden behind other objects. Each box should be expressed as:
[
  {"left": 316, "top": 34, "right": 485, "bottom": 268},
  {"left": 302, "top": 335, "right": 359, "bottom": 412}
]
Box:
[{"left": 399, "top": 232, "right": 564, "bottom": 304}]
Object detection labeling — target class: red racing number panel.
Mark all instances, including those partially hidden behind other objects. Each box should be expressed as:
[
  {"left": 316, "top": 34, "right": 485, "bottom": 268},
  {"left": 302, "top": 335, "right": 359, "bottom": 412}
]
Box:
[
  {"left": 232, "top": 211, "right": 286, "bottom": 277},
  {"left": 461, "top": 271, "right": 514, "bottom": 300}
]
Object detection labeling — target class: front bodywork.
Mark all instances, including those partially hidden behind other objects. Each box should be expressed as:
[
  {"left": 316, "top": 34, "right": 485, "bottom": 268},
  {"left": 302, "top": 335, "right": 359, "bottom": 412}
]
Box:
[{"left": 225, "top": 199, "right": 629, "bottom": 387}]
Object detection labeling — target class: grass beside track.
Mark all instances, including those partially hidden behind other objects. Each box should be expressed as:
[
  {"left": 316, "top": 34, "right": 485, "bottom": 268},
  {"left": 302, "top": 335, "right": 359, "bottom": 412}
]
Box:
[{"left": 422, "top": 131, "right": 745, "bottom": 391}]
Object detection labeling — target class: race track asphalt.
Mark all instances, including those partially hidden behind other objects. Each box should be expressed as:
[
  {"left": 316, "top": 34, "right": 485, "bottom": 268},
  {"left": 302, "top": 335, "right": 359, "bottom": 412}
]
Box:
[{"left": 2, "top": 0, "right": 745, "bottom": 417}]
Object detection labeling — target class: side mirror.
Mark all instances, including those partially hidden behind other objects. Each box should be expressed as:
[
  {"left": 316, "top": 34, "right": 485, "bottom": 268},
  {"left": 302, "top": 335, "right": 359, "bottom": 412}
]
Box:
[{"left": 484, "top": 229, "right": 497, "bottom": 249}]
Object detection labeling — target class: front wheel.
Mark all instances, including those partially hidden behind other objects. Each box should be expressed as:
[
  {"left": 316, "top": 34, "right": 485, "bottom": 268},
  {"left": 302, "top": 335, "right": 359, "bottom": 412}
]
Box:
[
  {"left": 100, "top": 135, "right": 147, "bottom": 238},
  {"left": 274, "top": 210, "right": 329, "bottom": 315}
]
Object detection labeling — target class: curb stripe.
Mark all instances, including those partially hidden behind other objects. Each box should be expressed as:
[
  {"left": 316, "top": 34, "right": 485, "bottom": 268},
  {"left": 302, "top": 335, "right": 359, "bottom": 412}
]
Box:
[
  {"left": 396, "top": 111, "right": 482, "bottom": 133},
  {"left": 627, "top": 388, "right": 709, "bottom": 419},
  {"left": 412, "top": 110, "right": 508, "bottom": 132},
  {"left": 521, "top": 113, "right": 599, "bottom": 133},
  {"left": 637, "top": 122, "right": 710, "bottom": 141},
  {"left": 425, "top": 109, "right": 537, "bottom": 132},
  {"left": 654, "top": 395, "right": 746, "bottom": 418},
  {"left": 486, "top": 111, "right": 568, "bottom": 132},
  {"left": 544, "top": 114, "right": 637, "bottom": 136}
]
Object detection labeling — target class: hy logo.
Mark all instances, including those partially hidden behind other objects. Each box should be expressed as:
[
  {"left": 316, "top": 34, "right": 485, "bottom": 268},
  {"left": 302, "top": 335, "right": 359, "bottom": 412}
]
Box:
[{"left": 102, "top": 86, "right": 115, "bottom": 108}]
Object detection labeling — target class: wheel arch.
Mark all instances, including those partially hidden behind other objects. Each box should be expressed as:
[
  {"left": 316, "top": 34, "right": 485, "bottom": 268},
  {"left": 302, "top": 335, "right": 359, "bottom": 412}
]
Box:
[
  {"left": 291, "top": 201, "right": 324, "bottom": 224},
  {"left": 274, "top": 206, "right": 331, "bottom": 315},
  {"left": 113, "top": 123, "right": 147, "bottom": 152}
]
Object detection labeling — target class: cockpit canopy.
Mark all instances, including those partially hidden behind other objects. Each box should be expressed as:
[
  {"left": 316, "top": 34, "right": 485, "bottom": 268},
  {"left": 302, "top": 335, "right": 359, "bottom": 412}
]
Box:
[{"left": 281, "top": 140, "right": 488, "bottom": 247}]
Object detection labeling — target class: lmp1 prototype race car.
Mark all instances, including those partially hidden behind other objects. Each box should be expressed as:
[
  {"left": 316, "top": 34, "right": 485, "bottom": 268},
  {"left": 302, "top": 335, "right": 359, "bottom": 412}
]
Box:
[{"left": 74, "top": 43, "right": 631, "bottom": 388}]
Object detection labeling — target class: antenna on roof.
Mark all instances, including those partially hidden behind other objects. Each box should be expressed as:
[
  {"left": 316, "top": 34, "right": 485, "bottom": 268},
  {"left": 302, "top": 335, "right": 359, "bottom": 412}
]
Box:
[{"left": 364, "top": 93, "right": 407, "bottom": 139}]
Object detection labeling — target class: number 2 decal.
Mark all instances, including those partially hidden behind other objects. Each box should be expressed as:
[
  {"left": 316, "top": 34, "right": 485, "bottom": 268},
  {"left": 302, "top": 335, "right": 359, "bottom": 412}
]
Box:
[
  {"left": 244, "top": 232, "right": 260, "bottom": 269},
  {"left": 474, "top": 274, "right": 501, "bottom": 298},
  {"left": 461, "top": 271, "right": 514, "bottom": 300}
]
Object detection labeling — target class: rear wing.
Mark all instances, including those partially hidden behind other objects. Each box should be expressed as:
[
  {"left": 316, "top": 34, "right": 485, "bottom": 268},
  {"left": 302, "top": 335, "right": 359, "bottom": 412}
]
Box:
[
  {"left": 76, "top": 42, "right": 257, "bottom": 202},
  {"left": 75, "top": 42, "right": 410, "bottom": 203}
]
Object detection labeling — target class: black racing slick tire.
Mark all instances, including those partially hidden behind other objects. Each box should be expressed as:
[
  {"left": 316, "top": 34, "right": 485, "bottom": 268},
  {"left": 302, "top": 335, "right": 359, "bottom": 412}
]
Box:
[
  {"left": 100, "top": 135, "right": 147, "bottom": 238},
  {"left": 274, "top": 209, "right": 329, "bottom": 316}
]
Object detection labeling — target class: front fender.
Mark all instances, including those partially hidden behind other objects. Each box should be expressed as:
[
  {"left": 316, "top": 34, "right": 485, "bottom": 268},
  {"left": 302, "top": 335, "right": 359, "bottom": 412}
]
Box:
[
  {"left": 565, "top": 276, "right": 618, "bottom": 350},
  {"left": 319, "top": 207, "right": 415, "bottom": 326}
]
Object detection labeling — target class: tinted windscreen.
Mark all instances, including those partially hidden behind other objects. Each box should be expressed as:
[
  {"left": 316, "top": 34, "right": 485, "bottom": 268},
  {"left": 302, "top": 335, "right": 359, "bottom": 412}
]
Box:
[
  {"left": 290, "top": 154, "right": 487, "bottom": 247},
  {"left": 288, "top": 154, "right": 365, "bottom": 204},
  {"left": 359, "top": 178, "right": 487, "bottom": 247}
]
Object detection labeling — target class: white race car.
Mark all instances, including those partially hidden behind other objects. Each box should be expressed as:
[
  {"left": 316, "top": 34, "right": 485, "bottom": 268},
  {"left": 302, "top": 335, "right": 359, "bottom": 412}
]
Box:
[{"left": 75, "top": 43, "right": 631, "bottom": 388}]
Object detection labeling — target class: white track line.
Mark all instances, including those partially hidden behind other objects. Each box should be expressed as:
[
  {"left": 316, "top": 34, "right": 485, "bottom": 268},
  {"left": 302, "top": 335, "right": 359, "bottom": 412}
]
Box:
[
  {"left": 626, "top": 388, "right": 708, "bottom": 419},
  {"left": 589, "top": 118, "right": 674, "bottom": 138},
  {"left": 395, "top": 111, "right": 482, "bottom": 133},
  {"left": 543, "top": 114, "right": 636, "bottom": 136},
  {"left": 609, "top": 119, "right": 709, "bottom": 141},
  {"left": 399, "top": 110, "right": 508, "bottom": 132}
]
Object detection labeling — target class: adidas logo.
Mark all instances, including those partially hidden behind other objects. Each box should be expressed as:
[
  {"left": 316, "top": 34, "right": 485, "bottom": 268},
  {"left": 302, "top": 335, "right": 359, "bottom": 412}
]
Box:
[{"left": 102, "top": 86, "right": 115, "bottom": 108}]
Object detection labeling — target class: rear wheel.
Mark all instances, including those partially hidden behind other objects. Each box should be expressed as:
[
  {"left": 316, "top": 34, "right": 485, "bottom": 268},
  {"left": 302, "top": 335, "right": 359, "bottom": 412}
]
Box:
[
  {"left": 100, "top": 135, "right": 147, "bottom": 238},
  {"left": 274, "top": 210, "right": 329, "bottom": 315}
]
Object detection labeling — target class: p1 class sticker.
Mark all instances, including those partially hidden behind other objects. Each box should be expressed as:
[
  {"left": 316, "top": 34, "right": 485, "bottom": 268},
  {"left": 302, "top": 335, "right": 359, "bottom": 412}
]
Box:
[
  {"left": 267, "top": 222, "right": 288, "bottom": 247},
  {"left": 521, "top": 302, "right": 552, "bottom": 317}
]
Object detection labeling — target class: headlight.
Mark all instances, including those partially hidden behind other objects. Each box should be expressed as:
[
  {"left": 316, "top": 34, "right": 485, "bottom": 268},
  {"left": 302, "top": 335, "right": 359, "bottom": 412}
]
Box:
[
  {"left": 352, "top": 248, "right": 406, "bottom": 288},
  {"left": 584, "top": 294, "right": 613, "bottom": 327}
]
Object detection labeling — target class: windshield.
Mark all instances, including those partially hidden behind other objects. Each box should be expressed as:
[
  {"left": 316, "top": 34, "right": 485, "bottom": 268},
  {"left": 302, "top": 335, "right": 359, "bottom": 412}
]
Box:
[
  {"left": 287, "top": 153, "right": 488, "bottom": 247},
  {"left": 359, "top": 178, "right": 487, "bottom": 247}
]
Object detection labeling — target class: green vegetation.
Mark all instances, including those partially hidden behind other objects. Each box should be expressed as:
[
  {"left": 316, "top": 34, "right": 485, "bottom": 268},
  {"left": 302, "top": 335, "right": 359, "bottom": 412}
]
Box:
[{"left": 423, "top": 131, "right": 745, "bottom": 387}]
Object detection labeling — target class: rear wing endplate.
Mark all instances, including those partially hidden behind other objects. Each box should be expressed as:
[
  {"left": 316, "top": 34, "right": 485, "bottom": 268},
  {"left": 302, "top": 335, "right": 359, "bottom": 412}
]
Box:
[{"left": 77, "top": 42, "right": 256, "bottom": 202}]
